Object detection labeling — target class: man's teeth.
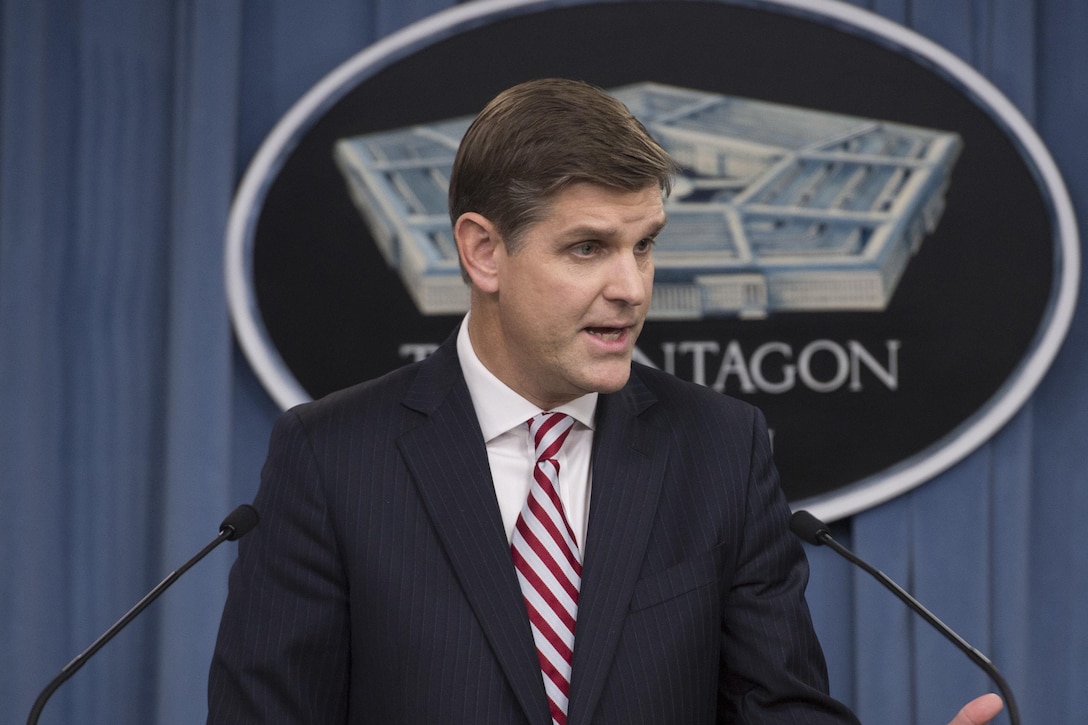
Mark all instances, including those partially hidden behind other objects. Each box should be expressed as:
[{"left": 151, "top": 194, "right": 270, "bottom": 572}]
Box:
[{"left": 588, "top": 328, "right": 623, "bottom": 341}]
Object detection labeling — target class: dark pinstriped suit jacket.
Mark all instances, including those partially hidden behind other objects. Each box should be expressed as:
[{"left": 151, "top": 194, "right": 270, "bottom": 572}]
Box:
[{"left": 208, "top": 331, "right": 859, "bottom": 724}]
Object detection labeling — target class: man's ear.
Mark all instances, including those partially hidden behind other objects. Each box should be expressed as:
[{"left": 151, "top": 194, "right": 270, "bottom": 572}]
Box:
[{"left": 455, "top": 212, "right": 502, "bottom": 294}]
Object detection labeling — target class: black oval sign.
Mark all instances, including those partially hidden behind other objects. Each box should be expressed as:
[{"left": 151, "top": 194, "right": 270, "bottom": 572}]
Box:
[{"left": 227, "top": 0, "right": 1078, "bottom": 520}]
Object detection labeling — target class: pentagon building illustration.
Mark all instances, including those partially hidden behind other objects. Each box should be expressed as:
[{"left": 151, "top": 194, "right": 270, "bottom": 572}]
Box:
[{"left": 334, "top": 83, "right": 961, "bottom": 319}]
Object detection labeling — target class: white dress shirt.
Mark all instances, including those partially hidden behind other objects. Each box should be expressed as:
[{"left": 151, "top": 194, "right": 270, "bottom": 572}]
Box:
[{"left": 456, "top": 316, "right": 597, "bottom": 553}]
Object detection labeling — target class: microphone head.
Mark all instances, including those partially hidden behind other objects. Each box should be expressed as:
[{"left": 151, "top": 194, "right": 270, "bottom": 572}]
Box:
[
  {"left": 789, "top": 510, "right": 830, "bottom": 546},
  {"left": 220, "top": 504, "right": 259, "bottom": 541}
]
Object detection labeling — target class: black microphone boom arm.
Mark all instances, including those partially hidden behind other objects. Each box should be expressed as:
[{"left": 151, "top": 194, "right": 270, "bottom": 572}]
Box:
[
  {"left": 26, "top": 504, "right": 258, "bottom": 725},
  {"left": 789, "top": 509, "right": 1020, "bottom": 725}
]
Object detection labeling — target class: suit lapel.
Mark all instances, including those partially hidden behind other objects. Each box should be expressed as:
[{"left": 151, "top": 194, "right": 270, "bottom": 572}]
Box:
[
  {"left": 397, "top": 338, "right": 550, "bottom": 725},
  {"left": 568, "top": 373, "right": 665, "bottom": 724}
]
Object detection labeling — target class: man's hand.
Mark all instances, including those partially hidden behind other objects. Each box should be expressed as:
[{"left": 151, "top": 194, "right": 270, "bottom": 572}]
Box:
[{"left": 947, "top": 694, "right": 1004, "bottom": 725}]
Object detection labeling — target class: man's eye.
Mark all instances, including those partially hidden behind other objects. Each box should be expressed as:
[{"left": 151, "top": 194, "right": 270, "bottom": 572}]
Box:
[
  {"left": 635, "top": 237, "right": 656, "bottom": 252},
  {"left": 574, "top": 242, "right": 597, "bottom": 256}
]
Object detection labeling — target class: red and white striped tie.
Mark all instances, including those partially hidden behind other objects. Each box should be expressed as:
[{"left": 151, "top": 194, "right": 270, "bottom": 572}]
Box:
[{"left": 511, "top": 412, "right": 581, "bottom": 725}]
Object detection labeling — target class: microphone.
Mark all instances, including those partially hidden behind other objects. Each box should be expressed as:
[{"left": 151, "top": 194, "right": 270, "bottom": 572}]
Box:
[
  {"left": 26, "top": 504, "right": 259, "bottom": 725},
  {"left": 789, "top": 510, "right": 1021, "bottom": 725}
]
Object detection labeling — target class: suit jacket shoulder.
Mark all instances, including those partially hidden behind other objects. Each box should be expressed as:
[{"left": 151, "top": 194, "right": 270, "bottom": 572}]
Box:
[{"left": 627, "top": 361, "right": 762, "bottom": 425}]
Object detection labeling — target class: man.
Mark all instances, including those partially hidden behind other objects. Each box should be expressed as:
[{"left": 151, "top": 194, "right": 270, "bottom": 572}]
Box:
[{"left": 209, "top": 79, "right": 1002, "bottom": 724}]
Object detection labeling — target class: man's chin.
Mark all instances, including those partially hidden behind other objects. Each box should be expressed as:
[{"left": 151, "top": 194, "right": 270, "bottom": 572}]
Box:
[{"left": 582, "top": 365, "right": 633, "bottom": 395}]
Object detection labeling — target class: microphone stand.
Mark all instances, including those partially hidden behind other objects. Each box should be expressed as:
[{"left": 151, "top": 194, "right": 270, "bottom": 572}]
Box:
[
  {"left": 27, "top": 504, "right": 257, "bottom": 725},
  {"left": 791, "top": 510, "right": 1021, "bottom": 725}
]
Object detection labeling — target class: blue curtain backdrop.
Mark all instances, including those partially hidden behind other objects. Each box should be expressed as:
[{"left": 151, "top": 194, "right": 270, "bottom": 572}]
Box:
[{"left": 1, "top": 0, "right": 1084, "bottom": 722}]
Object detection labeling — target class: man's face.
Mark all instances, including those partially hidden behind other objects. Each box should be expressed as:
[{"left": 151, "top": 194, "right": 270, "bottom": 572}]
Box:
[{"left": 475, "top": 182, "right": 665, "bottom": 410}]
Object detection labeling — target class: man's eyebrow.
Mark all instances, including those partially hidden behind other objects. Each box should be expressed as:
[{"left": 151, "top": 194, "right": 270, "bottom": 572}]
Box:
[
  {"left": 561, "top": 216, "right": 668, "bottom": 240},
  {"left": 559, "top": 223, "right": 621, "bottom": 239}
]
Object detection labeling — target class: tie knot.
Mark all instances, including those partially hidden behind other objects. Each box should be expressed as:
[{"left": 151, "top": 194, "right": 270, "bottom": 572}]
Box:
[{"left": 529, "top": 412, "right": 575, "bottom": 463}]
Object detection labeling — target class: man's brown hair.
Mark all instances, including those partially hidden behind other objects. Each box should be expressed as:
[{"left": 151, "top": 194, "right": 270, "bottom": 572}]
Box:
[{"left": 449, "top": 78, "right": 678, "bottom": 251}]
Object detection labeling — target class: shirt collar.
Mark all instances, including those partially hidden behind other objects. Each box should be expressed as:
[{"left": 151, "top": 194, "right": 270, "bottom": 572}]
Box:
[{"left": 456, "top": 314, "right": 598, "bottom": 442}]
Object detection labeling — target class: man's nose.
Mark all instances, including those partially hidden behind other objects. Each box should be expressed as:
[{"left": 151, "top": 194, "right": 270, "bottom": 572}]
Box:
[{"left": 604, "top": 252, "right": 652, "bottom": 306}]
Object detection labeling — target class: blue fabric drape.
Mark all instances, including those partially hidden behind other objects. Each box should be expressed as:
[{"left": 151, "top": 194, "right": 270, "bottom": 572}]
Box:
[{"left": 1, "top": 1, "right": 1084, "bottom": 723}]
